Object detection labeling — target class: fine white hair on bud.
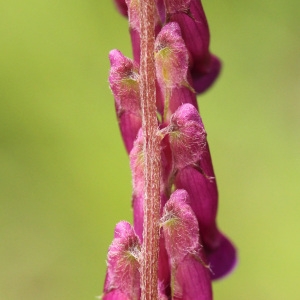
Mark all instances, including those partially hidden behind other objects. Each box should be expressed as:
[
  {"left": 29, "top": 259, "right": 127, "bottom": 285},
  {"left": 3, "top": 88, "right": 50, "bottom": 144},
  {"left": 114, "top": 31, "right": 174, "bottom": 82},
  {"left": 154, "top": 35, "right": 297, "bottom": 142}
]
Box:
[
  {"left": 164, "top": 103, "right": 207, "bottom": 170},
  {"left": 109, "top": 49, "right": 140, "bottom": 115},
  {"left": 154, "top": 22, "right": 189, "bottom": 89},
  {"left": 104, "top": 221, "right": 141, "bottom": 300},
  {"left": 160, "top": 189, "right": 200, "bottom": 264}
]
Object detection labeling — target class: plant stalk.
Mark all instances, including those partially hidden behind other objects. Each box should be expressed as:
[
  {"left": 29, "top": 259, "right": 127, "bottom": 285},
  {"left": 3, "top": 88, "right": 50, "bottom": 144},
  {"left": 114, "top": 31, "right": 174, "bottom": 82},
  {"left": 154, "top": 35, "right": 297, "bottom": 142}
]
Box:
[{"left": 139, "top": 1, "right": 161, "bottom": 300}]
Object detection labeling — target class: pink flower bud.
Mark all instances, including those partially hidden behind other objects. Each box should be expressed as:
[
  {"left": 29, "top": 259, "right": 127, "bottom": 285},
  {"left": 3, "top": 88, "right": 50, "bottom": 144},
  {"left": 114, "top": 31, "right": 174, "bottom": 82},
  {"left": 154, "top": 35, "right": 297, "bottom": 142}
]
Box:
[
  {"left": 161, "top": 189, "right": 199, "bottom": 264},
  {"left": 154, "top": 22, "right": 189, "bottom": 89},
  {"left": 161, "top": 189, "right": 212, "bottom": 299},
  {"left": 103, "top": 221, "right": 141, "bottom": 300},
  {"left": 164, "top": 103, "right": 206, "bottom": 170},
  {"left": 109, "top": 49, "right": 142, "bottom": 153},
  {"left": 109, "top": 49, "right": 140, "bottom": 114}
]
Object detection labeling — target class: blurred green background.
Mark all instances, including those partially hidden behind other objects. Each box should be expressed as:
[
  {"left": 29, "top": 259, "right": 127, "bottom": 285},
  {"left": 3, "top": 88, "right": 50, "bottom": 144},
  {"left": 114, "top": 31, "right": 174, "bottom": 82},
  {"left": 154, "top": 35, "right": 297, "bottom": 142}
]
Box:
[{"left": 0, "top": 0, "right": 299, "bottom": 299}]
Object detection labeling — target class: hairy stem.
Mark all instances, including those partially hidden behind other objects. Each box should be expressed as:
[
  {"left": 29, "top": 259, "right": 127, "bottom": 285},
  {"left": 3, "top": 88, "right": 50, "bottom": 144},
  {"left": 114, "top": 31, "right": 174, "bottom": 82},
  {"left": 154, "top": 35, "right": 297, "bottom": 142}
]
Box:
[{"left": 139, "top": 1, "right": 161, "bottom": 300}]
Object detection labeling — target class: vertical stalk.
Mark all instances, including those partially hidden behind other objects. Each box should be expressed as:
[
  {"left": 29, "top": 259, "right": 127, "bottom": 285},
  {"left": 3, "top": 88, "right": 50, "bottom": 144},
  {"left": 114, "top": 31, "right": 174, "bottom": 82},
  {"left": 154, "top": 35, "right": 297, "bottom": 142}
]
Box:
[{"left": 139, "top": 1, "right": 160, "bottom": 300}]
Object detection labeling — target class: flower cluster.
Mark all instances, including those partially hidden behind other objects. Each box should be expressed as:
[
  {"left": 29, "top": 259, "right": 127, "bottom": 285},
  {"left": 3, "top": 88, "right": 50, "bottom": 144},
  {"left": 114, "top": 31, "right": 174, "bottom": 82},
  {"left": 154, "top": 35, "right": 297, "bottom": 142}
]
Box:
[{"left": 102, "top": 1, "right": 236, "bottom": 299}]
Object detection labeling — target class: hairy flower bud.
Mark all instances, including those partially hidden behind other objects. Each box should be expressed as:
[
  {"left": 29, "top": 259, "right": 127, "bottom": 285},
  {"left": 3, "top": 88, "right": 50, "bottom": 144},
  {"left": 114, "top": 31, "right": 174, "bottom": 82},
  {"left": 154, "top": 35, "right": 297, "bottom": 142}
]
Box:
[
  {"left": 109, "top": 49, "right": 142, "bottom": 152},
  {"left": 109, "top": 49, "right": 140, "bottom": 114},
  {"left": 160, "top": 189, "right": 199, "bottom": 263},
  {"left": 103, "top": 221, "right": 141, "bottom": 300},
  {"left": 161, "top": 189, "right": 212, "bottom": 299},
  {"left": 163, "top": 103, "right": 206, "bottom": 170},
  {"left": 154, "top": 22, "right": 189, "bottom": 90}
]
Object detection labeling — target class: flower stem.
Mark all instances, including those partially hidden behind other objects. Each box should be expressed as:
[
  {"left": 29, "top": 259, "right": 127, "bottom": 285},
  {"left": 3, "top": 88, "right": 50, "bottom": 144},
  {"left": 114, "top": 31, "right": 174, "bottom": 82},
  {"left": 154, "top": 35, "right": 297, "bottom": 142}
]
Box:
[{"left": 139, "top": 1, "right": 160, "bottom": 300}]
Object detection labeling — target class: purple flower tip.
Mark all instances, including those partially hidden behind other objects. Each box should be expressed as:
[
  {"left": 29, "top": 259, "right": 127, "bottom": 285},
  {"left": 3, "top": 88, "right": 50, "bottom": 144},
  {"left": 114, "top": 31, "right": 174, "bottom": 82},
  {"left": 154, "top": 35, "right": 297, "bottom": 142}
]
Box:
[
  {"left": 206, "top": 233, "right": 237, "bottom": 280},
  {"left": 192, "top": 55, "right": 222, "bottom": 94}
]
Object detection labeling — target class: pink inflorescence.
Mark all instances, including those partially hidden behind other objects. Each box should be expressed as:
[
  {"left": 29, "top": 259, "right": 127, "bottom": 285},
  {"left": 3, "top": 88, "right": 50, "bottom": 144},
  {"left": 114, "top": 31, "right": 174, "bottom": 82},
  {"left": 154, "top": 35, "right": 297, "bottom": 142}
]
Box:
[{"left": 103, "top": 1, "right": 236, "bottom": 299}]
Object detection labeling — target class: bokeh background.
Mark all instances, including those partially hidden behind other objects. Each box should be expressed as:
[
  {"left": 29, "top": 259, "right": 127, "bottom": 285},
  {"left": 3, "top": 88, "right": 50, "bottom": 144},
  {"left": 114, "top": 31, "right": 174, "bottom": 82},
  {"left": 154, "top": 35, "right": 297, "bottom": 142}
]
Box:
[{"left": 1, "top": 0, "right": 299, "bottom": 299}]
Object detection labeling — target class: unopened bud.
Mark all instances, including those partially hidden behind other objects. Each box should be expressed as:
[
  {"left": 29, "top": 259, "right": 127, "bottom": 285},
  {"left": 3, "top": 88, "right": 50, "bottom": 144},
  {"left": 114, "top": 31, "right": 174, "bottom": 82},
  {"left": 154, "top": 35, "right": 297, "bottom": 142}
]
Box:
[
  {"left": 160, "top": 189, "right": 199, "bottom": 264},
  {"left": 154, "top": 22, "right": 189, "bottom": 89},
  {"left": 104, "top": 221, "right": 141, "bottom": 299},
  {"left": 109, "top": 49, "right": 140, "bottom": 114},
  {"left": 164, "top": 103, "right": 206, "bottom": 169}
]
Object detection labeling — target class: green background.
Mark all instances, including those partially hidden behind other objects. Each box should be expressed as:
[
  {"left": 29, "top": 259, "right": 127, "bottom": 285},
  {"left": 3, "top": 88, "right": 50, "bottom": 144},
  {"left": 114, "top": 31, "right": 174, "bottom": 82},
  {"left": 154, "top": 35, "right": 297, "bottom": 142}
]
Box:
[{"left": 1, "top": 0, "right": 299, "bottom": 299}]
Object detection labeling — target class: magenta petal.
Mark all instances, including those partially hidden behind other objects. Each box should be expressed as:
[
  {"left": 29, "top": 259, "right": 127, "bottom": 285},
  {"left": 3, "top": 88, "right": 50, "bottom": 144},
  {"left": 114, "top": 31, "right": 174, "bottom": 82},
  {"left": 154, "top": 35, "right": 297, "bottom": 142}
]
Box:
[
  {"left": 113, "top": 0, "right": 128, "bottom": 17},
  {"left": 156, "top": 0, "right": 166, "bottom": 23},
  {"left": 168, "top": 81, "right": 198, "bottom": 117},
  {"left": 158, "top": 232, "right": 171, "bottom": 295},
  {"left": 206, "top": 233, "right": 237, "bottom": 280},
  {"left": 168, "top": 0, "right": 222, "bottom": 94},
  {"left": 118, "top": 111, "right": 142, "bottom": 153},
  {"left": 191, "top": 55, "right": 222, "bottom": 94},
  {"left": 132, "top": 193, "right": 144, "bottom": 240},
  {"left": 174, "top": 145, "right": 218, "bottom": 235},
  {"left": 174, "top": 144, "right": 237, "bottom": 279},
  {"left": 173, "top": 254, "right": 212, "bottom": 300},
  {"left": 168, "top": 0, "right": 210, "bottom": 67}
]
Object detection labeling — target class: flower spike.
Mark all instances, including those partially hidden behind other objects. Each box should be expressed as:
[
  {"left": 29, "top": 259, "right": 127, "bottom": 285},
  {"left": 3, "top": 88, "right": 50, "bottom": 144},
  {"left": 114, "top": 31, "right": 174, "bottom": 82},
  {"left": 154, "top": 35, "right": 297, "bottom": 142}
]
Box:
[{"left": 104, "top": 1, "right": 237, "bottom": 298}]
